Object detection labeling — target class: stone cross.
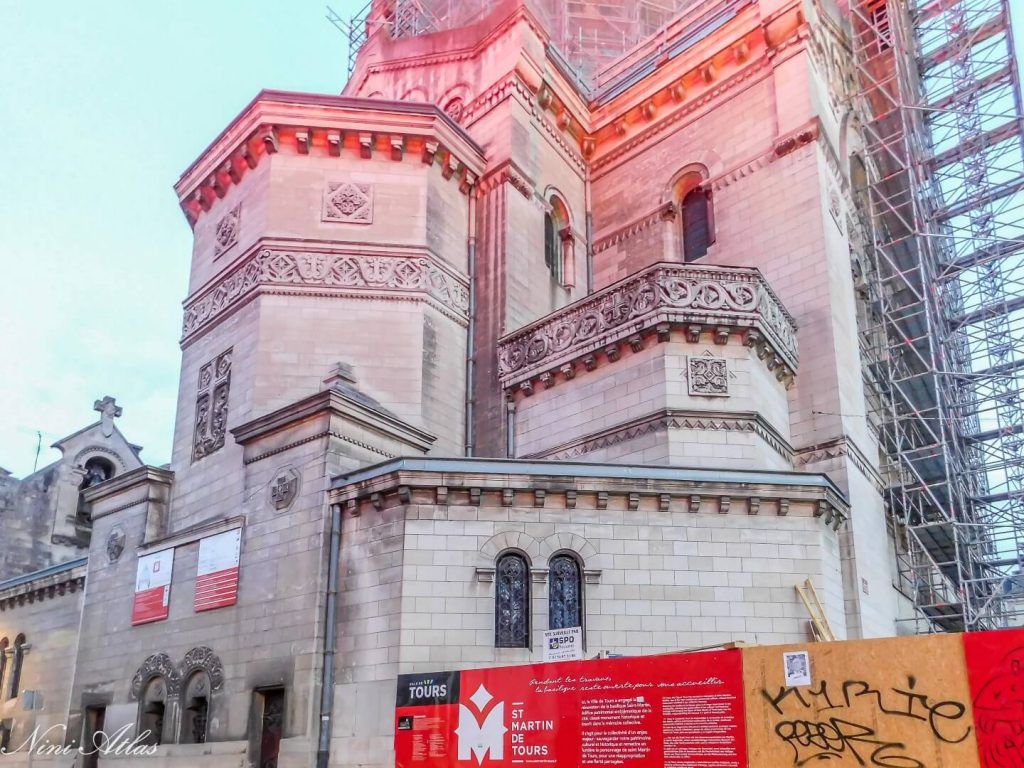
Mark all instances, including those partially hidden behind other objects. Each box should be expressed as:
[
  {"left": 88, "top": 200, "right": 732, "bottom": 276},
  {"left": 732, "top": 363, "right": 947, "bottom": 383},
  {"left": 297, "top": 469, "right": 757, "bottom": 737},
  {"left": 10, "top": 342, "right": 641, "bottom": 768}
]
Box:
[{"left": 94, "top": 396, "right": 123, "bottom": 438}]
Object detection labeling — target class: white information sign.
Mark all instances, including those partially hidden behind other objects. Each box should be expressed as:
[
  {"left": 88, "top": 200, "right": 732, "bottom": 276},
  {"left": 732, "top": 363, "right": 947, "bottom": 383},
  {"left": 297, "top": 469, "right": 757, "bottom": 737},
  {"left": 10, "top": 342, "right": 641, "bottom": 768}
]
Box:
[{"left": 543, "top": 627, "right": 584, "bottom": 662}]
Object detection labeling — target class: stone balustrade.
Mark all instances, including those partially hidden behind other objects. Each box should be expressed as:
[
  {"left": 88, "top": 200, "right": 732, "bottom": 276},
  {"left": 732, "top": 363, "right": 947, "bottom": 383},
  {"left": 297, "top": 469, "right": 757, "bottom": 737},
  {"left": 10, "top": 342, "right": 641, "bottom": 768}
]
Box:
[{"left": 497, "top": 262, "right": 799, "bottom": 391}]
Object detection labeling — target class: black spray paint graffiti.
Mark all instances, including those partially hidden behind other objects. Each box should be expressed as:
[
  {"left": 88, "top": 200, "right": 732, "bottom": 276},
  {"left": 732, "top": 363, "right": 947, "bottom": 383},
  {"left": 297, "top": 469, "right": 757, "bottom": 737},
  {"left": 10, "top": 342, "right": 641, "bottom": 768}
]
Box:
[
  {"left": 973, "top": 646, "right": 1024, "bottom": 768},
  {"left": 762, "top": 676, "right": 973, "bottom": 767}
]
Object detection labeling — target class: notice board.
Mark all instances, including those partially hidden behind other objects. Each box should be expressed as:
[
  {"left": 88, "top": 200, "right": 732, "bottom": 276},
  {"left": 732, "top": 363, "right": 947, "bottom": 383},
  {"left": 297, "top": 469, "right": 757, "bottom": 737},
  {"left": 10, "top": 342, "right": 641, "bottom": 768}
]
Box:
[{"left": 395, "top": 649, "right": 746, "bottom": 768}]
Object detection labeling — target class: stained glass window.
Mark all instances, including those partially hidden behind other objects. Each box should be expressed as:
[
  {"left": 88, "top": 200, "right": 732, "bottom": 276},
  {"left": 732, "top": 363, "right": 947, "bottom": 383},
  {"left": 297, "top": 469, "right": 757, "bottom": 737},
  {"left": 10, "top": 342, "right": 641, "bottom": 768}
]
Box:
[
  {"left": 495, "top": 553, "right": 530, "bottom": 648},
  {"left": 549, "top": 555, "right": 583, "bottom": 631}
]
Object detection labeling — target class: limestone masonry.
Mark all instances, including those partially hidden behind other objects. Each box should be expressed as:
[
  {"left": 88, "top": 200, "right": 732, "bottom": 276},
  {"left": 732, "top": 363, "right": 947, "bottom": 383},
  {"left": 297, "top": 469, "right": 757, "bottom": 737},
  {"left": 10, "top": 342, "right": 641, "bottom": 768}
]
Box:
[{"left": 0, "top": 0, "right": 912, "bottom": 765}]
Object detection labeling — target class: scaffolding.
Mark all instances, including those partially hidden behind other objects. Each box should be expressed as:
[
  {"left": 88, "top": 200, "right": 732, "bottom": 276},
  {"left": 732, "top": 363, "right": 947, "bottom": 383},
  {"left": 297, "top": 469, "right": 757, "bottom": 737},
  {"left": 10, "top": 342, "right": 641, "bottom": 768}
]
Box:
[{"left": 849, "top": 0, "right": 1024, "bottom": 631}]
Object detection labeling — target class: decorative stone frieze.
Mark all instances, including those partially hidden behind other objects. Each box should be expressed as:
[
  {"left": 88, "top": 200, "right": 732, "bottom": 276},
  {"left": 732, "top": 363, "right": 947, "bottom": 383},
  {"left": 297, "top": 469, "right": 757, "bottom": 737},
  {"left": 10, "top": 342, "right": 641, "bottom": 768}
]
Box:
[
  {"left": 497, "top": 262, "right": 798, "bottom": 390},
  {"left": 322, "top": 181, "right": 373, "bottom": 223},
  {"left": 182, "top": 246, "right": 470, "bottom": 342}
]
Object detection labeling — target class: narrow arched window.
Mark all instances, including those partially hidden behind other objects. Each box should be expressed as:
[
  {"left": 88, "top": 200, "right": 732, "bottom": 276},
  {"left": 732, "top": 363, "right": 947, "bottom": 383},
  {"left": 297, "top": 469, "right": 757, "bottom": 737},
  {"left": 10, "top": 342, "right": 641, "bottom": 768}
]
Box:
[
  {"left": 180, "top": 672, "right": 211, "bottom": 744},
  {"left": 544, "top": 195, "right": 572, "bottom": 285},
  {"left": 495, "top": 553, "right": 530, "bottom": 648},
  {"left": 8, "top": 635, "right": 25, "bottom": 700},
  {"left": 138, "top": 678, "right": 166, "bottom": 746},
  {"left": 682, "top": 186, "right": 712, "bottom": 262},
  {"left": 544, "top": 212, "right": 561, "bottom": 282},
  {"left": 549, "top": 555, "right": 583, "bottom": 631},
  {"left": 0, "top": 638, "right": 8, "bottom": 697}
]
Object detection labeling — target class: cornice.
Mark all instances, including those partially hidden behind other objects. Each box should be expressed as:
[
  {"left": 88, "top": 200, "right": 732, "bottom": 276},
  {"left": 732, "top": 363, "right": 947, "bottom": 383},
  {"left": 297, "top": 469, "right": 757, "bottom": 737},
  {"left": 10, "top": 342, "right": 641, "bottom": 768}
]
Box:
[
  {"left": 794, "top": 434, "right": 884, "bottom": 492},
  {"left": 175, "top": 92, "right": 486, "bottom": 227},
  {"left": 0, "top": 561, "right": 87, "bottom": 612},
  {"left": 528, "top": 407, "right": 794, "bottom": 464},
  {"left": 82, "top": 465, "right": 174, "bottom": 505}
]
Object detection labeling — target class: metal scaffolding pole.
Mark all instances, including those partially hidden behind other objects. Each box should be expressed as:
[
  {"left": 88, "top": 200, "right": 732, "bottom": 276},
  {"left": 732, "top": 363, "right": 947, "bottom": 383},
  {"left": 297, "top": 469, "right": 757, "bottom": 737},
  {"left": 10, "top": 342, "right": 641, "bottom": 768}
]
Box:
[{"left": 850, "top": 0, "right": 1024, "bottom": 632}]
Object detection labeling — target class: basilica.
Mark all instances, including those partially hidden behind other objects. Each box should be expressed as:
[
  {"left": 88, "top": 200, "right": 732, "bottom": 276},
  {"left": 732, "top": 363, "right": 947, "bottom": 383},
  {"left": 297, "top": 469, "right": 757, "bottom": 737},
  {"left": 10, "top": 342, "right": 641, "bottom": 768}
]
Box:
[{"left": 0, "top": 0, "right": 901, "bottom": 765}]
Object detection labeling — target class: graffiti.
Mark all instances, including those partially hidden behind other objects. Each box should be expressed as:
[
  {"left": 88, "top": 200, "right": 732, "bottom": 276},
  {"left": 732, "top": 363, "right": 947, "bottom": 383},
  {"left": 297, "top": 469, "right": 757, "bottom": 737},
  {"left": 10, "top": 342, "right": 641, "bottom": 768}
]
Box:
[
  {"left": 973, "top": 646, "right": 1024, "bottom": 768},
  {"left": 762, "top": 677, "right": 972, "bottom": 767}
]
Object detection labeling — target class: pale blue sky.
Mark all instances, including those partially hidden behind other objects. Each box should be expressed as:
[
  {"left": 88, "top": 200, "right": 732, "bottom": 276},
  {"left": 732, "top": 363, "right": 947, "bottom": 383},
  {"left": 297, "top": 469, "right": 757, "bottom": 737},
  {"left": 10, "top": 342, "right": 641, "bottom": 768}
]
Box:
[
  {"left": 1, "top": 3, "right": 1023, "bottom": 477},
  {"left": 0, "top": 1, "right": 362, "bottom": 476}
]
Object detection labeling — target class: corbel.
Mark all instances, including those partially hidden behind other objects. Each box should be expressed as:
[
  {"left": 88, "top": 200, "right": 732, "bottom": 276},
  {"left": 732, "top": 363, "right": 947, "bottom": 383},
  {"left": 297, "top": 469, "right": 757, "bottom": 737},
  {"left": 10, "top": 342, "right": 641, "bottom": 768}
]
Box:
[
  {"left": 596, "top": 492, "right": 609, "bottom": 510},
  {"left": 701, "top": 63, "right": 717, "bottom": 83},
  {"left": 422, "top": 140, "right": 439, "bottom": 165},
  {"left": 733, "top": 40, "right": 750, "bottom": 62},
  {"left": 240, "top": 143, "right": 258, "bottom": 169},
  {"left": 182, "top": 198, "right": 202, "bottom": 225},
  {"left": 556, "top": 108, "right": 571, "bottom": 131},
  {"left": 640, "top": 98, "right": 656, "bottom": 120},
  {"left": 259, "top": 126, "right": 279, "bottom": 154},
  {"left": 604, "top": 344, "right": 620, "bottom": 363},
  {"left": 327, "top": 131, "right": 342, "bottom": 157},
  {"left": 537, "top": 85, "right": 553, "bottom": 110},
  {"left": 748, "top": 497, "right": 761, "bottom": 515},
  {"left": 519, "top": 380, "right": 534, "bottom": 397},
  {"left": 686, "top": 324, "right": 703, "bottom": 343},
  {"left": 540, "top": 372, "right": 554, "bottom": 389},
  {"left": 295, "top": 129, "right": 311, "bottom": 155},
  {"left": 657, "top": 323, "right": 672, "bottom": 342},
  {"left": 689, "top": 494, "right": 702, "bottom": 513},
  {"left": 744, "top": 329, "right": 763, "bottom": 350},
  {"left": 442, "top": 154, "right": 458, "bottom": 180},
  {"left": 659, "top": 494, "right": 671, "bottom": 513},
  {"left": 436, "top": 486, "right": 449, "bottom": 505},
  {"left": 583, "top": 354, "right": 598, "bottom": 372},
  {"left": 502, "top": 488, "right": 515, "bottom": 507},
  {"left": 459, "top": 172, "right": 476, "bottom": 195},
  {"left": 778, "top": 498, "right": 790, "bottom": 516},
  {"left": 534, "top": 489, "right": 546, "bottom": 508},
  {"left": 581, "top": 136, "right": 597, "bottom": 157},
  {"left": 359, "top": 132, "right": 373, "bottom": 159},
  {"left": 627, "top": 493, "right": 640, "bottom": 511},
  {"left": 628, "top": 334, "right": 644, "bottom": 353},
  {"left": 719, "top": 496, "right": 731, "bottom": 514},
  {"left": 560, "top": 363, "right": 576, "bottom": 380},
  {"left": 390, "top": 135, "right": 404, "bottom": 161},
  {"left": 469, "top": 488, "right": 481, "bottom": 506},
  {"left": 346, "top": 499, "right": 360, "bottom": 517},
  {"left": 209, "top": 172, "right": 228, "bottom": 199},
  {"left": 397, "top": 486, "right": 412, "bottom": 504},
  {"left": 219, "top": 159, "right": 239, "bottom": 187},
  {"left": 614, "top": 118, "right": 628, "bottom": 136},
  {"left": 565, "top": 490, "right": 577, "bottom": 509},
  {"left": 715, "top": 327, "right": 730, "bottom": 345},
  {"left": 199, "top": 186, "right": 217, "bottom": 210},
  {"left": 670, "top": 80, "right": 687, "bottom": 102},
  {"left": 371, "top": 492, "right": 384, "bottom": 510}
]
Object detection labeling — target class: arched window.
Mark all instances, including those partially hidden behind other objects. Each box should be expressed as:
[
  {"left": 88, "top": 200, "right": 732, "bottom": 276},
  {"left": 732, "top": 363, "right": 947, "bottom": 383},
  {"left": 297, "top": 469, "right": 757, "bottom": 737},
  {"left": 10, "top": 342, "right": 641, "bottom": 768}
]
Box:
[
  {"left": 137, "top": 677, "right": 166, "bottom": 746},
  {"left": 673, "top": 169, "right": 714, "bottom": 262},
  {"left": 180, "top": 671, "right": 211, "bottom": 744},
  {"left": 8, "top": 635, "right": 25, "bottom": 700},
  {"left": 495, "top": 552, "right": 530, "bottom": 648},
  {"left": 544, "top": 195, "right": 571, "bottom": 285},
  {"left": 681, "top": 187, "right": 712, "bottom": 262},
  {"left": 548, "top": 554, "right": 583, "bottom": 631},
  {"left": 0, "top": 638, "right": 8, "bottom": 696}
]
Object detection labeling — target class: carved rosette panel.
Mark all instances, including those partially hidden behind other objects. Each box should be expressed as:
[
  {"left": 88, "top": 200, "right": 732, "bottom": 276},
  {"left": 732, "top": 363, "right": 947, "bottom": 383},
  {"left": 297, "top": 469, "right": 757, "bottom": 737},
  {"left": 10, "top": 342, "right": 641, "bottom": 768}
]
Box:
[
  {"left": 182, "top": 250, "right": 470, "bottom": 339},
  {"left": 192, "top": 349, "right": 232, "bottom": 463},
  {"left": 498, "top": 263, "right": 798, "bottom": 380},
  {"left": 214, "top": 204, "right": 241, "bottom": 257},
  {"left": 106, "top": 527, "right": 126, "bottom": 563},
  {"left": 687, "top": 356, "right": 729, "bottom": 396},
  {"left": 322, "top": 181, "right": 372, "bottom": 223}
]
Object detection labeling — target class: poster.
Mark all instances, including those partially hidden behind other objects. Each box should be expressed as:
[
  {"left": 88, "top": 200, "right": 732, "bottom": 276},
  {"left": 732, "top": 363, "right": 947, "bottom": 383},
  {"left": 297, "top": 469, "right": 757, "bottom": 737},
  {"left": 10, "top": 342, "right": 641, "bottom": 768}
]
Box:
[
  {"left": 395, "top": 650, "right": 746, "bottom": 768},
  {"left": 132, "top": 549, "right": 173, "bottom": 625},
  {"left": 194, "top": 529, "right": 242, "bottom": 612}
]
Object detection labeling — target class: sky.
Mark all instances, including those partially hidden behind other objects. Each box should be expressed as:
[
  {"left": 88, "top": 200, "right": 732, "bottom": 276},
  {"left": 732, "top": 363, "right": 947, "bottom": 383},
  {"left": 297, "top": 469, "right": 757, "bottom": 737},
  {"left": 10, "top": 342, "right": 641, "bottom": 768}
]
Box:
[
  {"left": 1, "top": 2, "right": 1023, "bottom": 478},
  {"left": 0, "top": 1, "right": 362, "bottom": 477}
]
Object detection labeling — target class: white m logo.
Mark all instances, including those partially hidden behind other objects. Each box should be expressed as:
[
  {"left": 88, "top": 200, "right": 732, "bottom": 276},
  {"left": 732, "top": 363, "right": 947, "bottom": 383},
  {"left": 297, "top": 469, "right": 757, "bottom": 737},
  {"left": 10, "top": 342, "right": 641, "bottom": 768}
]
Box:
[{"left": 455, "top": 684, "right": 507, "bottom": 765}]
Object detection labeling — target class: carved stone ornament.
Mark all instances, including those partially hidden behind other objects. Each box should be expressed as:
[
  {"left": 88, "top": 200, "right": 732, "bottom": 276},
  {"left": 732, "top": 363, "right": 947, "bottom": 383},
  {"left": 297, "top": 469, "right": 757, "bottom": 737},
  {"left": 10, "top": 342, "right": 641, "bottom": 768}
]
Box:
[
  {"left": 687, "top": 355, "right": 729, "bottom": 396},
  {"left": 130, "top": 647, "right": 225, "bottom": 700},
  {"left": 130, "top": 653, "right": 181, "bottom": 700},
  {"left": 181, "top": 249, "right": 470, "bottom": 339},
  {"left": 269, "top": 466, "right": 301, "bottom": 512},
  {"left": 192, "top": 349, "right": 232, "bottom": 463},
  {"left": 106, "top": 527, "right": 126, "bottom": 563},
  {"left": 214, "top": 203, "right": 241, "bottom": 257},
  {"left": 322, "top": 181, "right": 372, "bottom": 223},
  {"left": 443, "top": 98, "right": 464, "bottom": 123}
]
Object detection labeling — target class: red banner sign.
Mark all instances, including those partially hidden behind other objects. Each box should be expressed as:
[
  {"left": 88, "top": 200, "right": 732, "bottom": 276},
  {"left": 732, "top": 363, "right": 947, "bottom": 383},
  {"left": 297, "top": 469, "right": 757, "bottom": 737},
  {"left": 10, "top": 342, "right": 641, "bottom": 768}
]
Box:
[
  {"left": 396, "top": 650, "right": 746, "bottom": 768},
  {"left": 194, "top": 529, "right": 241, "bottom": 613},
  {"left": 132, "top": 549, "right": 173, "bottom": 625}
]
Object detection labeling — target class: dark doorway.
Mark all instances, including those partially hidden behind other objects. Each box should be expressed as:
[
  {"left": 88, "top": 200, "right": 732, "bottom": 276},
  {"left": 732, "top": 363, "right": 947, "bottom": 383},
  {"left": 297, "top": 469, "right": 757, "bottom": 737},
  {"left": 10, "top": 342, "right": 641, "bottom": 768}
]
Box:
[
  {"left": 82, "top": 705, "right": 106, "bottom": 768},
  {"left": 253, "top": 688, "right": 284, "bottom": 768}
]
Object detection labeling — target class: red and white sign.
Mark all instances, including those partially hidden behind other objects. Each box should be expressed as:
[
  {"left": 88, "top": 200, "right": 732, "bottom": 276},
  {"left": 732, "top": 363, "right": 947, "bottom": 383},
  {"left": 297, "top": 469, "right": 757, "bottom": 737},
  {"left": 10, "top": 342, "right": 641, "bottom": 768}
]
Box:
[
  {"left": 132, "top": 549, "right": 174, "bottom": 625},
  {"left": 395, "top": 649, "right": 747, "bottom": 768},
  {"left": 194, "top": 529, "right": 242, "bottom": 612}
]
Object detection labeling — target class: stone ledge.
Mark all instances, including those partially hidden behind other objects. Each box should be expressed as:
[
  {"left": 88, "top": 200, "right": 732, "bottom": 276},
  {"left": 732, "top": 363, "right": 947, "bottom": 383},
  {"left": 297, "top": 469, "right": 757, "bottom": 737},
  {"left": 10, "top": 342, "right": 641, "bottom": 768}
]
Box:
[
  {"left": 497, "top": 262, "right": 798, "bottom": 393},
  {"left": 0, "top": 558, "right": 87, "bottom": 611}
]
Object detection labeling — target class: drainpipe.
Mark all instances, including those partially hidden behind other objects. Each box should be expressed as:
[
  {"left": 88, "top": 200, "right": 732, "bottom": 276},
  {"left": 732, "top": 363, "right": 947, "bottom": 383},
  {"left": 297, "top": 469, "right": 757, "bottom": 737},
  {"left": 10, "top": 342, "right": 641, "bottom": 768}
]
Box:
[
  {"left": 506, "top": 398, "right": 516, "bottom": 458},
  {"left": 465, "top": 191, "right": 478, "bottom": 457},
  {"left": 316, "top": 502, "right": 342, "bottom": 768}
]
